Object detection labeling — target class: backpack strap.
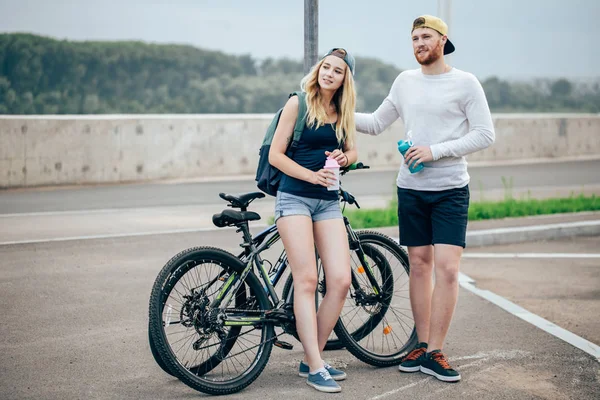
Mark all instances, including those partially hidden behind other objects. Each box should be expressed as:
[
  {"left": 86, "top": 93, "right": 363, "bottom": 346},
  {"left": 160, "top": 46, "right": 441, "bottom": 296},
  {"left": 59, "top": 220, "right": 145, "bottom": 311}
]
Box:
[
  {"left": 288, "top": 91, "right": 307, "bottom": 151},
  {"left": 289, "top": 92, "right": 344, "bottom": 152}
]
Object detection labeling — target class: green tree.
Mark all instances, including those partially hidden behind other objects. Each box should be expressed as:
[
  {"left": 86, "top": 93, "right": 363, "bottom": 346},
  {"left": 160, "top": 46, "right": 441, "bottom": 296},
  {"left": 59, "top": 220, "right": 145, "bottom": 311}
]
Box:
[
  {"left": 551, "top": 78, "right": 573, "bottom": 97},
  {"left": 1, "top": 33, "right": 597, "bottom": 115},
  {"left": 482, "top": 77, "right": 513, "bottom": 110}
]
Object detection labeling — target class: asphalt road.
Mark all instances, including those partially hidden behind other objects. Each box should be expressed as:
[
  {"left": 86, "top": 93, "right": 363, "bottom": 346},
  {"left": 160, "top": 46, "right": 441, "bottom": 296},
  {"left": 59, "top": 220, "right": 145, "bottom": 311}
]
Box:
[
  {"left": 461, "top": 236, "right": 600, "bottom": 345},
  {"left": 1, "top": 160, "right": 599, "bottom": 399},
  {"left": 1, "top": 159, "right": 599, "bottom": 214},
  {"left": 0, "top": 230, "right": 598, "bottom": 400}
]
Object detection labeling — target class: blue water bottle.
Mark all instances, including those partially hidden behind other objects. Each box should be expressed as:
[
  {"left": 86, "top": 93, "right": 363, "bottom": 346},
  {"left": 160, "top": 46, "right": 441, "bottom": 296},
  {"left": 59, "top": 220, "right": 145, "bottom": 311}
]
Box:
[{"left": 397, "top": 136, "right": 424, "bottom": 174}]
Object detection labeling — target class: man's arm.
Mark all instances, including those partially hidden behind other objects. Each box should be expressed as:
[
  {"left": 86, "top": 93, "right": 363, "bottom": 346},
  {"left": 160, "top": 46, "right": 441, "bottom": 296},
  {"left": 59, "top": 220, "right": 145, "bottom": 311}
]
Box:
[
  {"left": 429, "top": 75, "right": 495, "bottom": 160},
  {"left": 355, "top": 76, "right": 402, "bottom": 135}
]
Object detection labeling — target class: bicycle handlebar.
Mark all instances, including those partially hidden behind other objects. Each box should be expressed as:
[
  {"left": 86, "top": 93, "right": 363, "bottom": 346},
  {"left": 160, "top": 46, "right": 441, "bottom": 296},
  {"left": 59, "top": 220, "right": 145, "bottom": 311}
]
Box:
[
  {"left": 218, "top": 162, "right": 369, "bottom": 211},
  {"left": 338, "top": 162, "right": 369, "bottom": 209},
  {"left": 341, "top": 162, "right": 370, "bottom": 176}
]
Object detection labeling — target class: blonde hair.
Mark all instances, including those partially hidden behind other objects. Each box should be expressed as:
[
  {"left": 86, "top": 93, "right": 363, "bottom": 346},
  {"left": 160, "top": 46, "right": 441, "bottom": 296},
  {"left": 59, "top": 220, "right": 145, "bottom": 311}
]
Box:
[{"left": 299, "top": 57, "right": 356, "bottom": 150}]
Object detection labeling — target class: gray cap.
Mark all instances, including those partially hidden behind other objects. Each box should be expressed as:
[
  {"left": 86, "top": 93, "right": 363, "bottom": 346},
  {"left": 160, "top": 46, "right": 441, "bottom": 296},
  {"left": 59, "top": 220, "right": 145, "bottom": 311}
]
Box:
[{"left": 321, "top": 48, "right": 356, "bottom": 76}]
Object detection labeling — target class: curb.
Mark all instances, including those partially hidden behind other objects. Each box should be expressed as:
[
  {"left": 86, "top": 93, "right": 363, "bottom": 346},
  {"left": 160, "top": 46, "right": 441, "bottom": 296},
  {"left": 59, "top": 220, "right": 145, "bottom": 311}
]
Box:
[
  {"left": 384, "top": 217, "right": 600, "bottom": 248},
  {"left": 466, "top": 220, "right": 600, "bottom": 247}
]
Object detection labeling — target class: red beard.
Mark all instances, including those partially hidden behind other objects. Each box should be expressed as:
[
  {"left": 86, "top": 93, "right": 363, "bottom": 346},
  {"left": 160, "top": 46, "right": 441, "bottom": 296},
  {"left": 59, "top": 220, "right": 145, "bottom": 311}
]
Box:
[{"left": 415, "top": 41, "right": 443, "bottom": 66}]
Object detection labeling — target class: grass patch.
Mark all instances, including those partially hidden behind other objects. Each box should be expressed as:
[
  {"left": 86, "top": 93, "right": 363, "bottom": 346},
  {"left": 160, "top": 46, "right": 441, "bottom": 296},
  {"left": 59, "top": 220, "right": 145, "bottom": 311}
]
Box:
[
  {"left": 344, "top": 194, "right": 599, "bottom": 229},
  {"left": 468, "top": 195, "right": 599, "bottom": 220}
]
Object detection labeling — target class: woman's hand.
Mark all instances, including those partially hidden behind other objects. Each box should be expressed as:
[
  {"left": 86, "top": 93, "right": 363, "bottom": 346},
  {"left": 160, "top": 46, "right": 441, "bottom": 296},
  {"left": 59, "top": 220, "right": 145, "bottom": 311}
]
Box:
[
  {"left": 310, "top": 169, "right": 336, "bottom": 187},
  {"left": 325, "top": 149, "right": 349, "bottom": 167}
]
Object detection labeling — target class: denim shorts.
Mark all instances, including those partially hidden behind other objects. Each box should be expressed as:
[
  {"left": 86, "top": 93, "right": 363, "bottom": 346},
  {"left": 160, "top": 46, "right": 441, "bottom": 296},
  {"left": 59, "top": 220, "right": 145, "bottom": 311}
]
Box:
[
  {"left": 274, "top": 191, "right": 343, "bottom": 223},
  {"left": 397, "top": 185, "right": 470, "bottom": 248}
]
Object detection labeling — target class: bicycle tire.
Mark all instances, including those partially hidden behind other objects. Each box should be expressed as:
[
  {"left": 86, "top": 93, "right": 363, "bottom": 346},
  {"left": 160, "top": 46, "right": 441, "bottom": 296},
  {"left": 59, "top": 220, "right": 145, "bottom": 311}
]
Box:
[
  {"left": 148, "top": 322, "right": 175, "bottom": 377},
  {"left": 282, "top": 243, "right": 394, "bottom": 350},
  {"left": 148, "top": 257, "right": 248, "bottom": 378},
  {"left": 334, "top": 231, "right": 418, "bottom": 367},
  {"left": 148, "top": 283, "right": 249, "bottom": 379},
  {"left": 149, "top": 247, "right": 275, "bottom": 395}
]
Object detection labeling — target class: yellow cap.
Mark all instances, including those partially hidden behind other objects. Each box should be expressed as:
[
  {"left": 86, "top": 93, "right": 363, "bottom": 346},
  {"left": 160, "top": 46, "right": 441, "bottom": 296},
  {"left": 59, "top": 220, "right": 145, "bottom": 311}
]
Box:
[{"left": 411, "top": 15, "right": 456, "bottom": 55}]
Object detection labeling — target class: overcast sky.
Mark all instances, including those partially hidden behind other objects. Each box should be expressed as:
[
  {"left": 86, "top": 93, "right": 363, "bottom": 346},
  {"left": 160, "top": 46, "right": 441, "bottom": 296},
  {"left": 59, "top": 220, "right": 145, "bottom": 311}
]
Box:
[{"left": 1, "top": 0, "right": 598, "bottom": 80}]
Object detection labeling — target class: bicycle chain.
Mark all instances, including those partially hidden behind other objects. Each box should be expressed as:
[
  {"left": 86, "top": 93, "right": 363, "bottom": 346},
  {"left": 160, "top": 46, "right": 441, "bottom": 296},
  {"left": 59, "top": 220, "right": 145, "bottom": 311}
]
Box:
[{"left": 223, "top": 308, "right": 267, "bottom": 313}]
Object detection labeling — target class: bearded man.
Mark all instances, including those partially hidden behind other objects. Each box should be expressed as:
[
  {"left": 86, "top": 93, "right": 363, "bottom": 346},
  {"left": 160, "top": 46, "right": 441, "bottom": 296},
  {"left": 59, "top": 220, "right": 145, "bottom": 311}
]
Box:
[{"left": 354, "top": 15, "right": 495, "bottom": 382}]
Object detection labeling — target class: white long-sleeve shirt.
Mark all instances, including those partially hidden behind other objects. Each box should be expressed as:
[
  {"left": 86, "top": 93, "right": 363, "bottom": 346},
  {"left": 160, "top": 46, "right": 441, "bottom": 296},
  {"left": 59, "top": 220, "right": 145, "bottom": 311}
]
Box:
[{"left": 356, "top": 67, "right": 495, "bottom": 191}]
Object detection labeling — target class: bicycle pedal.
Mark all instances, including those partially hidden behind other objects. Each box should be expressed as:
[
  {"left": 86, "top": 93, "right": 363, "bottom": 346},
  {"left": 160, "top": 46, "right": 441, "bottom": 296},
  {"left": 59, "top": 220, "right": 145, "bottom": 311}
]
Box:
[{"left": 274, "top": 340, "right": 294, "bottom": 350}]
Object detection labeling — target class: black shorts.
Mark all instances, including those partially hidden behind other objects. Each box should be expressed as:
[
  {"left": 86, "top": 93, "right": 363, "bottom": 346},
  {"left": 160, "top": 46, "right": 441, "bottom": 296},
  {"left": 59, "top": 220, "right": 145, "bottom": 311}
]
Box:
[{"left": 397, "top": 185, "right": 469, "bottom": 248}]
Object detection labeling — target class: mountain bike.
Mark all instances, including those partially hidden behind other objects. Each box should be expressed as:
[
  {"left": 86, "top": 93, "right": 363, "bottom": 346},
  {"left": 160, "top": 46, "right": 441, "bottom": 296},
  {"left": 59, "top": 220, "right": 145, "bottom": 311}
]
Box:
[{"left": 148, "top": 164, "right": 417, "bottom": 395}]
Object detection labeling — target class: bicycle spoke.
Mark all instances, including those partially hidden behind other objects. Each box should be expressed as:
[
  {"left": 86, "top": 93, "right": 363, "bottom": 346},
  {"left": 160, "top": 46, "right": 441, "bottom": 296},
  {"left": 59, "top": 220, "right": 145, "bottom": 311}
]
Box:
[
  {"left": 334, "top": 233, "right": 417, "bottom": 365},
  {"left": 152, "top": 252, "right": 274, "bottom": 385}
]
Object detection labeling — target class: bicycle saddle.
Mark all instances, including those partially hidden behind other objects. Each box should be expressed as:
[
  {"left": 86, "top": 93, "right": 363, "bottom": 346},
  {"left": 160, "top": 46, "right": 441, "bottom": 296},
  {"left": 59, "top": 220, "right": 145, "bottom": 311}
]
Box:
[
  {"left": 219, "top": 192, "right": 265, "bottom": 209},
  {"left": 212, "top": 209, "right": 261, "bottom": 228}
]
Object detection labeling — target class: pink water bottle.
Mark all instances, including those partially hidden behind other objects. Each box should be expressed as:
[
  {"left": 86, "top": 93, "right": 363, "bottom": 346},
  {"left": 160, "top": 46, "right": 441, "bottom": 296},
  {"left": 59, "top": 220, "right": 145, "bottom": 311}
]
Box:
[{"left": 324, "top": 156, "right": 340, "bottom": 191}]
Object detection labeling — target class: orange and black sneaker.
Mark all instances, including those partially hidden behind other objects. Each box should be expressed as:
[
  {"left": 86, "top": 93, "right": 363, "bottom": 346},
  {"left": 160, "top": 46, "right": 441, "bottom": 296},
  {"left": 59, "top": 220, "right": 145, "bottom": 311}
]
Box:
[
  {"left": 398, "top": 342, "right": 428, "bottom": 372},
  {"left": 420, "top": 350, "right": 461, "bottom": 382}
]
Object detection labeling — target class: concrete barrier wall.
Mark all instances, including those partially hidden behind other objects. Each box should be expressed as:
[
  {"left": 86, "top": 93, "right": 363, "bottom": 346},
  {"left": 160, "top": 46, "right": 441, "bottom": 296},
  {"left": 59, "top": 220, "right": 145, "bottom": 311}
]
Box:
[{"left": 1, "top": 114, "right": 599, "bottom": 188}]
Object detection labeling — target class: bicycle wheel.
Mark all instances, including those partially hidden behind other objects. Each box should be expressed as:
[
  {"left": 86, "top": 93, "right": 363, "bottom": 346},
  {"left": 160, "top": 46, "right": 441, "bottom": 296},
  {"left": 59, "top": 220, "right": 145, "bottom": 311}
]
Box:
[
  {"left": 334, "top": 231, "right": 417, "bottom": 367},
  {"left": 148, "top": 322, "right": 175, "bottom": 376},
  {"left": 148, "top": 261, "right": 243, "bottom": 379},
  {"left": 281, "top": 257, "right": 346, "bottom": 351},
  {"left": 280, "top": 239, "right": 401, "bottom": 351},
  {"left": 148, "top": 247, "right": 275, "bottom": 395}
]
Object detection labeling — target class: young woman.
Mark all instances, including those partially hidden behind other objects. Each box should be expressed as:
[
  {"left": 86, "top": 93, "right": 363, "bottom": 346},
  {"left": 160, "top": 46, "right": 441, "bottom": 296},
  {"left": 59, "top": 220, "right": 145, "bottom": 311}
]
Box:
[{"left": 268, "top": 48, "right": 358, "bottom": 393}]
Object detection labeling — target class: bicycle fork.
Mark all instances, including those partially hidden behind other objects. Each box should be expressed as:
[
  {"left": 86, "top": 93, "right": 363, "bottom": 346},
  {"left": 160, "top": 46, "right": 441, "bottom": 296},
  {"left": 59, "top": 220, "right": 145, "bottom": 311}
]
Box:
[{"left": 345, "top": 217, "right": 383, "bottom": 297}]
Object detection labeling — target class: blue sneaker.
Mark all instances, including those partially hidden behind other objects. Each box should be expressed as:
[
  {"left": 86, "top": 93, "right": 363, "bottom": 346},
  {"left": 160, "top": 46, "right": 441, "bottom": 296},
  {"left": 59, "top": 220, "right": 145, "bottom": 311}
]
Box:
[
  {"left": 306, "top": 368, "right": 341, "bottom": 393},
  {"left": 299, "top": 361, "right": 347, "bottom": 381}
]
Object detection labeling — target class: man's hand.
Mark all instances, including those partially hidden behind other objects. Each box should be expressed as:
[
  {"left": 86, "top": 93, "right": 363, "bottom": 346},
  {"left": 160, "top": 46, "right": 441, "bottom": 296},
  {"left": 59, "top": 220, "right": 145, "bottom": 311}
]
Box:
[{"left": 404, "top": 145, "right": 433, "bottom": 168}]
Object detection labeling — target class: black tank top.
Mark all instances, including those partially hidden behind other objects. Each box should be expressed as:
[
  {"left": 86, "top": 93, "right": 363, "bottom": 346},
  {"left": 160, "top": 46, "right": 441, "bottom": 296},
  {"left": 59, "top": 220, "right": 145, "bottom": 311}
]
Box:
[{"left": 279, "top": 122, "right": 342, "bottom": 200}]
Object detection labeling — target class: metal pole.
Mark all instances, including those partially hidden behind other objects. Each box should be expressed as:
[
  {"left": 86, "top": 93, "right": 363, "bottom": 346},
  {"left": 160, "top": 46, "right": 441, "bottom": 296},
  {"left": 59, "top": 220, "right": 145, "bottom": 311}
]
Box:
[
  {"left": 438, "top": 0, "right": 452, "bottom": 35},
  {"left": 437, "top": 0, "right": 452, "bottom": 60},
  {"left": 304, "top": 0, "right": 318, "bottom": 74},
  {"left": 437, "top": 0, "right": 451, "bottom": 27}
]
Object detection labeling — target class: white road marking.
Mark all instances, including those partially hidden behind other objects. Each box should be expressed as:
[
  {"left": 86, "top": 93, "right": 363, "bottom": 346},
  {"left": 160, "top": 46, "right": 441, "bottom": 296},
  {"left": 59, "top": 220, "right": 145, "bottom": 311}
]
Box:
[
  {"left": 0, "top": 225, "right": 267, "bottom": 246},
  {"left": 459, "top": 272, "right": 600, "bottom": 362},
  {"left": 392, "top": 236, "right": 600, "bottom": 259},
  {"left": 463, "top": 253, "right": 600, "bottom": 258},
  {"left": 390, "top": 234, "right": 600, "bottom": 361},
  {"left": 368, "top": 377, "right": 429, "bottom": 400},
  {"left": 451, "top": 349, "right": 532, "bottom": 361},
  {"left": 0, "top": 204, "right": 236, "bottom": 218},
  {"left": 466, "top": 220, "right": 600, "bottom": 236},
  {"left": 4, "top": 220, "right": 600, "bottom": 363},
  {"left": 368, "top": 357, "right": 500, "bottom": 400}
]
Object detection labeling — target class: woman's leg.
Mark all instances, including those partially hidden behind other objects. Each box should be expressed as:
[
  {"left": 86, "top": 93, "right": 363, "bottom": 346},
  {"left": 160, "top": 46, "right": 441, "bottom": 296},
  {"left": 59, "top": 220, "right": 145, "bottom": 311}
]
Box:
[
  {"left": 312, "top": 218, "right": 352, "bottom": 353},
  {"left": 277, "top": 215, "right": 322, "bottom": 372}
]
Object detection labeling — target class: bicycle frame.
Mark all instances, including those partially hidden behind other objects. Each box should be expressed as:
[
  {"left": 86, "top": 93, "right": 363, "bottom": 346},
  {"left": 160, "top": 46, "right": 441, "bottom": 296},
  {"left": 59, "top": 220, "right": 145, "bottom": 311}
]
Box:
[
  {"left": 238, "top": 224, "right": 289, "bottom": 292},
  {"left": 211, "top": 214, "right": 386, "bottom": 328},
  {"left": 208, "top": 162, "right": 385, "bottom": 328},
  {"left": 209, "top": 222, "right": 282, "bottom": 327}
]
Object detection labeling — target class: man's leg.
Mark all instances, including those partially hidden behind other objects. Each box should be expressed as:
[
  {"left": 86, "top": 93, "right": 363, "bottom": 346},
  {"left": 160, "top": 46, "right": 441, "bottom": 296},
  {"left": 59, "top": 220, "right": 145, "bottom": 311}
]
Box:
[
  {"left": 419, "top": 244, "right": 462, "bottom": 382},
  {"left": 427, "top": 244, "right": 462, "bottom": 351},
  {"left": 407, "top": 245, "right": 434, "bottom": 344},
  {"left": 396, "top": 187, "right": 434, "bottom": 372},
  {"left": 419, "top": 185, "right": 469, "bottom": 382}
]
